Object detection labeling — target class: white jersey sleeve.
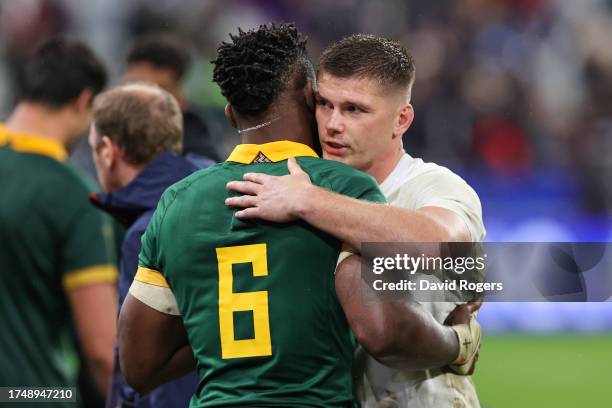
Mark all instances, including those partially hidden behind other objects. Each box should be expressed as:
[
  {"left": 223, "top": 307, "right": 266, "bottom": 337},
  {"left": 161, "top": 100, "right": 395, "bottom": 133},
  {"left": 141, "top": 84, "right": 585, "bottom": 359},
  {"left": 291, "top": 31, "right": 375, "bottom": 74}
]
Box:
[
  {"left": 381, "top": 154, "right": 485, "bottom": 242},
  {"left": 359, "top": 153, "right": 484, "bottom": 408}
]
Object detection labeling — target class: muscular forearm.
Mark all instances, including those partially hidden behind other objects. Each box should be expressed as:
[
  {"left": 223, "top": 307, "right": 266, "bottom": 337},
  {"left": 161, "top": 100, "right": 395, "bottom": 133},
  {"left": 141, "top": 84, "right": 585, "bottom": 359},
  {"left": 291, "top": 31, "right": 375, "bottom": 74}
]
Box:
[
  {"left": 297, "top": 186, "right": 467, "bottom": 250},
  {"left": 336, "top": 255, "right": 459, "bottom": 371},
  {"left": 375, "top": 302, "right": 459, "bottom": 370}
]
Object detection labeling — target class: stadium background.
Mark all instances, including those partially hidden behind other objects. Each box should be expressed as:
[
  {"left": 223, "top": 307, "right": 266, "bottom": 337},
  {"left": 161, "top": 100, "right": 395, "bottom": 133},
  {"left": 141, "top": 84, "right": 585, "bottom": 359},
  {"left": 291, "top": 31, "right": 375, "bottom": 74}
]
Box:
[{"left": 0, "top": 0, "right": 610, "bottom": 407}]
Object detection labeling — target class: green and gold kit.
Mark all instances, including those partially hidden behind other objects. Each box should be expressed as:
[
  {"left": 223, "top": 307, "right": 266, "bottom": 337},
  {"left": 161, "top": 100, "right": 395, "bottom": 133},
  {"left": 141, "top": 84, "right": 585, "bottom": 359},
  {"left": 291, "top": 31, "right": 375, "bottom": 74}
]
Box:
[
  {"left": 0, "top": 125, "right": 117, "bottom": 400},
  {"left": 135, "top": 141, "right": 385, "bottom": 407}
]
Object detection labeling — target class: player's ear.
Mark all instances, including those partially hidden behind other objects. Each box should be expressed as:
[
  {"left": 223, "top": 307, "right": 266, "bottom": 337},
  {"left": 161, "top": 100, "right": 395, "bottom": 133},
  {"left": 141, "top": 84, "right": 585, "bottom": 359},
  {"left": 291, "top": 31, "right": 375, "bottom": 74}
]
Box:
[
  {"left": 100, "top": 135, "right": 117, "bottom": 169},
  {"left": 393, "top": 103, "right": 414, "bottom": 139},
  {"left": 224, "top": 104, "right": 238, "bottom": 129}
]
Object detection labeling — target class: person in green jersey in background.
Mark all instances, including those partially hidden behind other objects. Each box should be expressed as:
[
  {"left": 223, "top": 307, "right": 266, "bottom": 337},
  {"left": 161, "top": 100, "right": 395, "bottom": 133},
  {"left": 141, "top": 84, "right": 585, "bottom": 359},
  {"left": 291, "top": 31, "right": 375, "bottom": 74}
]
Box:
[
  {"left": 118, "top": 23, "right": 476, "bottom": 407},
  {"left": 0, "top": 38, "right": 118, "bottom": 405}
]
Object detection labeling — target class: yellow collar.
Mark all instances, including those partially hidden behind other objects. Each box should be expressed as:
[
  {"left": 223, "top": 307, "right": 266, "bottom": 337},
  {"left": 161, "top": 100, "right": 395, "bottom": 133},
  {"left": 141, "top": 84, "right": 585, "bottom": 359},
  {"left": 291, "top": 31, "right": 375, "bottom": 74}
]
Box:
[
  {"left": 226, "top": 141, "right": 318, "bottom": 164},
  {"left": 0, "top": 123, "right": 68, "bottom": 161}
]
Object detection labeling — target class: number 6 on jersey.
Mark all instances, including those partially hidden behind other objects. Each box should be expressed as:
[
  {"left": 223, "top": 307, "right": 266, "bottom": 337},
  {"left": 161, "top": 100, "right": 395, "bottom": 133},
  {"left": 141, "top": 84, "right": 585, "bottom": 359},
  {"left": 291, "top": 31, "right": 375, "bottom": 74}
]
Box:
[{"left": 216, "top": 244, "right": 272, "bottom": 359}]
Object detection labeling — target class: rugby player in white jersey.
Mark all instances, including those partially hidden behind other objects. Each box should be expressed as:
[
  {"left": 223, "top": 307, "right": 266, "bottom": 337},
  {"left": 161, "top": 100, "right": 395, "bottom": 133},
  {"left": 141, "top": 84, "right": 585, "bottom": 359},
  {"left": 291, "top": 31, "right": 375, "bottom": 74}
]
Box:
[{"left": 227, "top": 34, "right": 485, "bottom": 408}]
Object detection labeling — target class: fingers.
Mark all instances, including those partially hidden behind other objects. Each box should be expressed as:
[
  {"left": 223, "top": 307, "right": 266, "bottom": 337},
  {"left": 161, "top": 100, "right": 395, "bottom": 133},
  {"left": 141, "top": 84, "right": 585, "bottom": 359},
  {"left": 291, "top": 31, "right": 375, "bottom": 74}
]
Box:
[
  {"left": 225, "top": 195, "right": 257, "bottom": 209},
  {"left": 234, "top": 207, "right": 260, "bottom": 219},
  {"left": 467, "top": 350, "right": 479, "bottom": 375},
  {"left": 443, "top": 302, "right": 475, "bottom": 326},
  {"left": 287, "top": 157, "right": 305, "bottom": 175},
  {"left": 226, "top": 180, "right": 262, "bottom": 195},
  {"left": 243, "top": 172, "right": 274, "bottom": 184}
]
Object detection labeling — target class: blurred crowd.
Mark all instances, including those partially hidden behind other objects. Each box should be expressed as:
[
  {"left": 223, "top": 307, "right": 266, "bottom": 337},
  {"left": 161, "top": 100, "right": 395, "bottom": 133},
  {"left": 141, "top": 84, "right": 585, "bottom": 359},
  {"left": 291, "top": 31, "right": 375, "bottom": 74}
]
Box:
[{"left": 1, "top": 0, "right": 611, "bottom": 214}]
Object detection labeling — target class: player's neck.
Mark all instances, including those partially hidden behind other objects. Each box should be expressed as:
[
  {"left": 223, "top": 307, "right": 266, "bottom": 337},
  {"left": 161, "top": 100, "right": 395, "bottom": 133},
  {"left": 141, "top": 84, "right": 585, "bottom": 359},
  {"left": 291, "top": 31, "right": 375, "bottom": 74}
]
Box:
[
  {"left": 115, "top": 162, "right": 146, "bottom": 191},
  {"left": 6, "top": 103, "right": 73, "bottom": 148},
  {"left": 239, "top": 109, "right": 314, "bottom": 148},
  {"left": 368, "top": 145, "right": 405, "bottom": 184}
]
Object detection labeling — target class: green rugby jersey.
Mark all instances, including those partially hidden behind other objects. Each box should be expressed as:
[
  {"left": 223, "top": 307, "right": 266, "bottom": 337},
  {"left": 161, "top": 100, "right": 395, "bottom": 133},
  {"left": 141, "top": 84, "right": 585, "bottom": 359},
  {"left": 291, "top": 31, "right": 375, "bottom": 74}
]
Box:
[
  {"left": 0, "top": 125, "right": 117, "bottom": 403},
  {"left": 135, "top": 141, "right": 385, "bottom": 407}
]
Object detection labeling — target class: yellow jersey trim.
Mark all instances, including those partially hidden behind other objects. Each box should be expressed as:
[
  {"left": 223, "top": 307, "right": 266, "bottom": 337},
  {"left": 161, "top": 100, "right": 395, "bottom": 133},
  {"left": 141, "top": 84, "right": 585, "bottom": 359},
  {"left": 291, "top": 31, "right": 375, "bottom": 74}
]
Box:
[
  {"left": 135, "top": 266, "right": 170, "bottom": 288},
  {"left": 0, "top": 123, "right": 68, "bottom": 161},
  {"left": 226, "top": 141, "right": 318, "bottom": 164},
  {"left": 62, "top": 265, "right": 118, "bottom": 290}
]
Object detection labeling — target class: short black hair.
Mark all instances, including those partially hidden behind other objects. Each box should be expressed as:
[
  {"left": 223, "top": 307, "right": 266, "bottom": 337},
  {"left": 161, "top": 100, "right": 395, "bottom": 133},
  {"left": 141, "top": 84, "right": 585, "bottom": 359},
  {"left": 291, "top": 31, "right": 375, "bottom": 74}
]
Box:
[
  {"left": 212, "top": 23, "right": 312, "bottom": 117},
  {"left": 319, "top": 34, "right": 415, "bottom": 92},
  {"left": 126, "top": 33, "right": 191, "bottom": 80},
  {"left": 19, "top": 37, "right": 107, "bottom": 107}
]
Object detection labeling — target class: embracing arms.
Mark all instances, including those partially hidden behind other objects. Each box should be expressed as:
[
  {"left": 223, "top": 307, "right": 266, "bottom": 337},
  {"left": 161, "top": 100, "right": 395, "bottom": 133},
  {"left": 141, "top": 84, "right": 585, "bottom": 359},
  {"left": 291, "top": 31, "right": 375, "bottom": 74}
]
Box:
[{"left": 225, "top": 158, "right": 471, "bottom": 251}]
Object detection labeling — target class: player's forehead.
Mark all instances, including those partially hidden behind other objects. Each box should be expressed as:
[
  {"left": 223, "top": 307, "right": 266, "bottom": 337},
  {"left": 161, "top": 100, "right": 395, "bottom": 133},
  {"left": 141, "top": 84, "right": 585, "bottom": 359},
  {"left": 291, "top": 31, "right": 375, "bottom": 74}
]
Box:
[
  {"left": 316, "top": 71, "right": 386, "bottom": 103},
  {"left": 124, "top": 62, "right": 178, "bottom": 88}
]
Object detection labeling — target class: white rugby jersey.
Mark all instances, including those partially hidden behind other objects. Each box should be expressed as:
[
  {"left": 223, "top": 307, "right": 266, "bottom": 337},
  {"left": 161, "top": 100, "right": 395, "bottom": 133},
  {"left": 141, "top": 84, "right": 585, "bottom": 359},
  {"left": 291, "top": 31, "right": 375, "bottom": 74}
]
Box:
[{"left": 357, "top": 153, "right": 485, "bottom": 408}]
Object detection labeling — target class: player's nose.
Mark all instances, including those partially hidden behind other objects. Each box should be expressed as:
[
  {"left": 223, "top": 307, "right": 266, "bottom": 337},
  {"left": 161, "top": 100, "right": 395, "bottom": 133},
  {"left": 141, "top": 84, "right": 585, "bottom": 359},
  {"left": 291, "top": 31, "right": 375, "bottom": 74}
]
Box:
[{"left": 324, "top": 108, "right": 345, "bottom": 134}]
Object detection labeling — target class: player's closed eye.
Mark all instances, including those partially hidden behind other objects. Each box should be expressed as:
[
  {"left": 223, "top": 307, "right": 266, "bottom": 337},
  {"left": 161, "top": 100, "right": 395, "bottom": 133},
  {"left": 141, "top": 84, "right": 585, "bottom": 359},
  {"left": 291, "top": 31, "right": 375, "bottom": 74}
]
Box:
[{"left": 346, "top": 105, "right": 364, "bottom": 114}]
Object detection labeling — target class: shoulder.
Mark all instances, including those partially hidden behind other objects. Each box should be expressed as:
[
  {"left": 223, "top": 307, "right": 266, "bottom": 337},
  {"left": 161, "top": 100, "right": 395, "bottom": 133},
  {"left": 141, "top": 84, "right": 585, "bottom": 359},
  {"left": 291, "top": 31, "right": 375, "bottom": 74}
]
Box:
[
  {"left": 391, "top": 155, "right": 485, "bottom": 240},
  {"left": 19, "top": 154, "right": 89, "bottom": 186},
  {"left": 394, "top": 155, "right": 478, "bottom": 200},
  {"left": 400, "top": 154, "right": 456, "bottom": 181},
  {"left": 150, "top": 162, "right": 229, "bottom": 223},
  {"left": 297, "top": 157, "right": 378, "bottom": 188},
  {"left": 21, "top": 159, "right": 95, "bottom": 213},
  {"left": 297, "top": 157, "right": 384, "bottom": 203},
  {"left": 162, "top": 162, "right": 226, "bottom": 201},
  {"left": 35, "top": 159, "right": 93, "bottom": 196}
]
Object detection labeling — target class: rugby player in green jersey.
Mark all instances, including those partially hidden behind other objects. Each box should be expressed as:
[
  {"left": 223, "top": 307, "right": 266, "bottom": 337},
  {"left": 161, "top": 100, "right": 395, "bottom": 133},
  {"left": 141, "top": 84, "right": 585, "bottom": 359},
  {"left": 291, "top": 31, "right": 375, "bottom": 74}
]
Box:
[
  {"left": 0, "top": 38, "right": 117, "bottom": 403},
  {"left": 118, "top": 24, "right": 475, "bottom": 407}
]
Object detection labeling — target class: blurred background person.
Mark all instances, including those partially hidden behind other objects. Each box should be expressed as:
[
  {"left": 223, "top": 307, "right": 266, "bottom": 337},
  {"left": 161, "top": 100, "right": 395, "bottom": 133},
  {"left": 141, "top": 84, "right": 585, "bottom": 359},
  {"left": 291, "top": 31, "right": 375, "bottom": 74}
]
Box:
[
  {"left": 0, "top": 37, "right": 117, "bottom": 406},
  {"left": 68, "top": 31, "right": 219, "bottom": 177},
  {"left": 122, "top": 33, "right": 222, "bottom": 163},
  {"left": 88, "top": 82, "right": 202, "bottom": 408}
]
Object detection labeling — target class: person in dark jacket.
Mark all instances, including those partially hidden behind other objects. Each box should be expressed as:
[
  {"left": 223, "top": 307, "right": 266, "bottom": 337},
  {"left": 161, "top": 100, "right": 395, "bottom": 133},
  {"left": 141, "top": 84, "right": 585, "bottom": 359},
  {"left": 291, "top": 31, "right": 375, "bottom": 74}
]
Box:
[{"left": 88, "top": 82, "right": 210, "bottom": 408}]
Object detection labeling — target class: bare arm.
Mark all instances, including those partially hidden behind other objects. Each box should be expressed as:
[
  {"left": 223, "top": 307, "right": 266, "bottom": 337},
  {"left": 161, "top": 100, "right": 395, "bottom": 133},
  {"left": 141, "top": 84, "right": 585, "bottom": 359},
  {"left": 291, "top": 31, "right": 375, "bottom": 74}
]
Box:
[
  {"left": 335, "top": 254, "right": 461, "bottom": 370},
  {"left": 225, "top": 157, "right": 471, "bottom": 250},
  {"left": 118, "top": 294, "right": 196, "bottom": 394},
  {"left": 297, "top": 189, "right": 469, "bottom": 248},
  {"left": 67, "top": 283, "right": 117, "bottom": 396}
]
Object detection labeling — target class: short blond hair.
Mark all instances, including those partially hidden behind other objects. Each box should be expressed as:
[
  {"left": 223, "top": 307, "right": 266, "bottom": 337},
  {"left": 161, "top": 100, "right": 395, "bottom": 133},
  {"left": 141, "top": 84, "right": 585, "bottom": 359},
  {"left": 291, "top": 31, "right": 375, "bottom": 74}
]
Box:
[{"left": 92, "top": 82, "right": 183, "bottom": 165}]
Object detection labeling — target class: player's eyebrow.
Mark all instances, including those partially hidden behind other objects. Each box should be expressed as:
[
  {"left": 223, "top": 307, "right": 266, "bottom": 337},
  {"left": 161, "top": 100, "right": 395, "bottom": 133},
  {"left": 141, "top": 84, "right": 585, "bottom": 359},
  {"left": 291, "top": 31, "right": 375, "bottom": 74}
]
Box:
[
  {"left": 314, "top": 91, "right": 326, "bottom": 102},
  {"left": 315, "top": 91, "right": 371, "bottom": 110},
  {"left": 337, "top": 96, "right": 373, "bottom": 113}
]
